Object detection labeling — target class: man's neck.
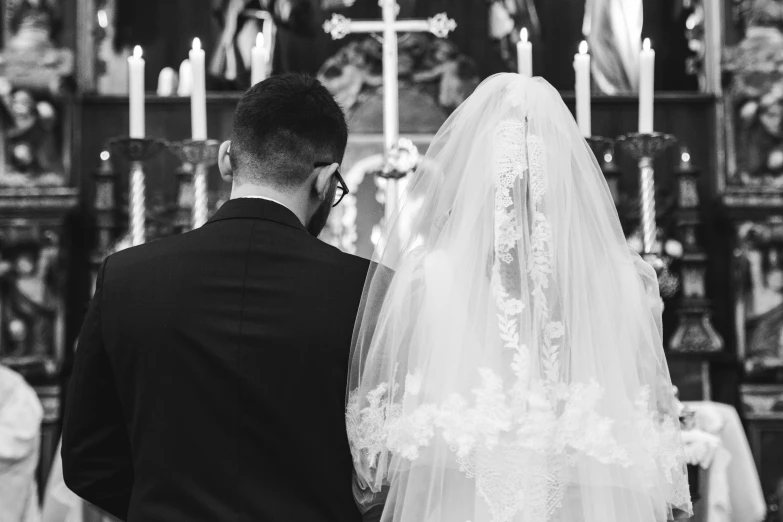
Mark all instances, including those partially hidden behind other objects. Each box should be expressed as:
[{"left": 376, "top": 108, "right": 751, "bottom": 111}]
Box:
[{"left": 230, "top": 185, "right": 308, "bottom": 225}]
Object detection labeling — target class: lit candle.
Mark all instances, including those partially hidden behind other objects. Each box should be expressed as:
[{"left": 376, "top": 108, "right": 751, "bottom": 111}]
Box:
[
  {"left": 251, "top": 33, "right": 267, "bottom": 86},
  {"left": 517, "top": 28, "right": 533, "bottom": 77},
  {"left": 127, "top": 45, "right": 145, "bottom": 138},
  {"left": 189, "top": 38, "right": 207, "bottom": 140},
  {"left": 574, "top": 40, "right": 591, "bottom": 138},
  {"left": 639, "top": 38, "right": 655, "bottom": 134}
]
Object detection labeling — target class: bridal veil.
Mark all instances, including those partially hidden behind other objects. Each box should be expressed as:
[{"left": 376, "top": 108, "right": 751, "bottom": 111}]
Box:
[{"left": 347, "top": 73, "right": 692, "bottom": 522}]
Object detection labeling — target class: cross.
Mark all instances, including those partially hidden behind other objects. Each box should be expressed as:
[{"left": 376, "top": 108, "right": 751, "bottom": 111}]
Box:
[{"left": 324, "top": 0, "right": 456, "bottom": 219}]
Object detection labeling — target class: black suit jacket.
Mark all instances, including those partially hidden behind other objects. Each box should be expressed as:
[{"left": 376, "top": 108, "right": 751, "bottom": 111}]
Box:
[{"left": 62, "top": 199, "right": 370, "bottom": 522}]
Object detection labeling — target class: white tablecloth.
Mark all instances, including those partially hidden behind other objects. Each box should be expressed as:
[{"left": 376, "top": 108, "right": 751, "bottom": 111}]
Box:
[
  {"left": 684, "top": 401, "right": 767, "bottom": 522},
  {"left": 0, "top": 364, "right": 42, "bottom": 522}
]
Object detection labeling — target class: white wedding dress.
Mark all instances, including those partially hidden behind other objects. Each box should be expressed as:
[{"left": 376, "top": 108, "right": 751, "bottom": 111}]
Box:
[{"left": 346, "top": 74, "right": 692, "bottom": 522}]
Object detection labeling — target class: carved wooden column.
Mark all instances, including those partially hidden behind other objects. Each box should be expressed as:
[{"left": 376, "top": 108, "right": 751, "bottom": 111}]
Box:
[
  {"left": 668, "top": 148, "right": 723, "bottom": 400},
  {"left": 0, "top": 187, "right": 78, "bottom": 489}
]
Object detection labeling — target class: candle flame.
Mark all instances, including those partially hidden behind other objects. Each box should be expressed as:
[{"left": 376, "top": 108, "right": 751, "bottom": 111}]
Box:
[
  {"left": 256, "top": 32, "right": 265, "bottom": 48},
  {"left": 193, "top": 37, "right": 202, "bottom": 51},
  {"left": 681, "top": 152, "right": 691, "bottom": 163},
  {"left": 133, "top": 45, "right": 143, "bottom": 58},
  {"left": 97, "top": 9, "right": 108, "bottom": 28},
  {"left": 643, "top": 38, "right": 651, "bottom": 51},
  {"left": 579, "top": 40, "right": 588, "bottom": 55},
  {"left": 100, "top": 151, "right": 110, "bottom": 161},
  {"left": 520, "top": 28, "right": 528, "bottom": 43}
]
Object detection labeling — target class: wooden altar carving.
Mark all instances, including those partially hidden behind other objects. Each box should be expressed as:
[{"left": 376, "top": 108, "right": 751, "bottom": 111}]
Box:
[
  {"left": 0, "top": 0, "right": 78, "bottom": 494},
  {"left": 726, "top": 193, "right": 783, "bottom": 521},
  {"left": 0, "top": 187, "right": 78, "bottom": 489}
]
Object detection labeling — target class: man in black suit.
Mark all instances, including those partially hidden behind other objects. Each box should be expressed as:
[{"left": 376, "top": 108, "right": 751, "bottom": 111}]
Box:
[{"left": 62, "top": 74, "right": 370, "bottom": 522}]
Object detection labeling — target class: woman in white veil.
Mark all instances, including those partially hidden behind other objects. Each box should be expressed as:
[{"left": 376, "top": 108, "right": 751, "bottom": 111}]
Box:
[{"left": 347, "top": 74, "right": 692, "bottom": 522}]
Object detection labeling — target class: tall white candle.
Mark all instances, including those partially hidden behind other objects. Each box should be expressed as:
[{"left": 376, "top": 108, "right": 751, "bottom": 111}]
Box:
[
  {"left": 639, "top": 38, "right": 655, "bottom": 134},
  {"left": 190, "top": 38, "right": 207, "bottom": 140},
  {"left": 128, "top": 45, "right": 145, "bottom": 138},
  {"left": 251, "top": 32, "right": 267, "bottom": 86},
  {"left": 517, "top": 28, "right": 533, "bottom": 77},
  {"left": 574, "top": 40, "right": 591, "bottom": 138}
]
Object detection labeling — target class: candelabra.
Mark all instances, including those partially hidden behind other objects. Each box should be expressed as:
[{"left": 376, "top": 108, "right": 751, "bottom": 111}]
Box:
[
  {"left": 110, "top": 138, "right": 166, "bottom": 246},
  {"left": 669, "top": 147, "right": 724, "bottom": 354},
  {"left": 168, "top": 140, "right": 220, "bottom": 229},
  {"left": 616, "top": 132, "right": 677, "bottom": 270}
]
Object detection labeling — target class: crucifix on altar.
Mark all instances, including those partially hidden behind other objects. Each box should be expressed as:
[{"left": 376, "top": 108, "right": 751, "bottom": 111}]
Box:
[{"left": 323, "top": 0, "right": 456, "bottom": 220}]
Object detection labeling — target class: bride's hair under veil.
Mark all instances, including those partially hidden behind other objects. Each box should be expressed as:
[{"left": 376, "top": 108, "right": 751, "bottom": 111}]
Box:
[{"left": 347, "top": 74, "right": 692, "bottom": 522}]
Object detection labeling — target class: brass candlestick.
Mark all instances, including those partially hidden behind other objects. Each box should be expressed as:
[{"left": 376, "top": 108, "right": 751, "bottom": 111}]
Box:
[
  {"left": 110, "top": 138, "right": 166, "bottom": 246},
  {"left": 616, "top": 132, "right": 677, "bottom": 268},
  {"left": 168, "top": 140, "right": 220, "bottom": 229}
]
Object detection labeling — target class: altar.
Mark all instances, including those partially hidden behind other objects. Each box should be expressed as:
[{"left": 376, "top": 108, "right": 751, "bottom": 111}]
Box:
[{"left": 1, "top": 0, "right": 782, "bottom": 520}]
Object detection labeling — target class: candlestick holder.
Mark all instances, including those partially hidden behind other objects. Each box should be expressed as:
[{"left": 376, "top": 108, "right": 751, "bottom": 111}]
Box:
[
  {"left": 109, "top": 137, "right": 166, "bottom": 246},
  {"left": 167, "top": 139, "right": 220, "bottom": 229},
  {"left": 585, "top": 136, "right": 613, "bottom": 158},
  {"left": 616, "top": 132, "right": 677, "bottom": 270}
]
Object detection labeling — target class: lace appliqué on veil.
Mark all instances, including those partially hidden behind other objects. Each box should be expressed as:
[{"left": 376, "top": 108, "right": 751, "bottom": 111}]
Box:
[{"left": 494, "top": 121, "right": 527, "bottom": 209}]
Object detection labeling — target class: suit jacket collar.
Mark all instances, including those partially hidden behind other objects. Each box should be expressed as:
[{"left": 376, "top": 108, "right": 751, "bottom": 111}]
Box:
[{"left": 207, "top": 198, "right": 306, "bottom": 231}]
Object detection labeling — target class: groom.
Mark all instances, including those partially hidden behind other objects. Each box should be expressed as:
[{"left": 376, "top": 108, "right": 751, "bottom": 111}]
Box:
[{"left": 62, "top": 74, "right": 370, "bottom": 522}]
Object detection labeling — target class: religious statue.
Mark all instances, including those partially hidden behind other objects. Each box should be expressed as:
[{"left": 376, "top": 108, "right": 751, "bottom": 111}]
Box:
[
  {"left": 582, "top": 0, "right": 643, "bottom": 94},
  {"left": 318, "top": 34, "right": 479, "bottom": 120},
  {"left": 0, "top": 0, "right": 74, "bottom": 92},
  {"left": 738, "top": 222, "right": 783, "bottom": 380},
  {"left": 319, "top": 39, "right": 382, "bottom": 109},
  {"left": 725, "top": 0, "right": 783, "bottom": 186},
  {"left": 413, "top": 39, "right": 480, "bottom": 111},
  {"left": 486, "top": 0, "right": 541, "bottom": 72},
  {"left": 210, "top": 0, "right": 316, "bottom": 86},
  {"left": 0, "top": 236, "right": 59, "bottom": 374},
  {"left": 0, "top": 84, "right": 64, "bottom": 187}
]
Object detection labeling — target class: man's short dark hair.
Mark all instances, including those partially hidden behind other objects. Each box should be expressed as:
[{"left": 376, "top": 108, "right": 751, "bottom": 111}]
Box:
[{"left": 230, "top": 73, "right": 348, "bottom": 190}]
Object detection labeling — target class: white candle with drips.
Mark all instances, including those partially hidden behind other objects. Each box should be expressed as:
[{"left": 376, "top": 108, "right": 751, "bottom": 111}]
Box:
[
  {"left": 189, "top": 38, "right": 207, "bottom": 140},
  {"left": 574, "top": 40, "right": 591, "bottom": 138},
  {"left": 128, "top": 45, "right": 145, "bottom": 138},
  {"left": 517, "top": 28, "right": 533, "bottom": 77}
]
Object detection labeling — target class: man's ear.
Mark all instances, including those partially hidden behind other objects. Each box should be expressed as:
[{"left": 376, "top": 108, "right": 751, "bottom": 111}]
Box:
[
  {"left": 313, "top": 162, "right": 339, "bottom": 201},
  {"left": 218, "top": 140, "right": 233, "bottom": 183}
]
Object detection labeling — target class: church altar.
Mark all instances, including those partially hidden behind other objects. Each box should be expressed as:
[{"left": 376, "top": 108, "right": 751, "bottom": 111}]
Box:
[
  {"left": 682, "top": 401, "right": 767, "bottom": 522},
  {"left": 3, "top": 0, "right": 783, "bottom": 520}
]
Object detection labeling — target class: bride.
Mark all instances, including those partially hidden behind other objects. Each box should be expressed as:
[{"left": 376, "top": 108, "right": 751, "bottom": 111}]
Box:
[{"left": 346, "top": 74, "right": 692, "bottom": 522}]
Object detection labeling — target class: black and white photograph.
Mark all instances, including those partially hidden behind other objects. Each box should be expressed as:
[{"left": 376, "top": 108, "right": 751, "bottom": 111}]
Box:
[{"left": 0, "top": 1, "right": 780, "bottom": 522}]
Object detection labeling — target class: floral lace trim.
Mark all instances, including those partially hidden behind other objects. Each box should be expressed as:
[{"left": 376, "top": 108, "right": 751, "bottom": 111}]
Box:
[
  {"left": 494, "top": 121, "right": 527, "bottom": 264},
  {"left": 346, "top": 375, "right": 686, "bottom": 522},
  {"left": 494, "top": 121, "right": 527, "bottom": 209}
]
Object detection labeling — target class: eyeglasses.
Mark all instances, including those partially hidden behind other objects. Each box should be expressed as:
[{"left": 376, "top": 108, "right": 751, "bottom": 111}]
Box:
[{"left": 314, "top": 162, "right": 349, "bottom": 207}]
